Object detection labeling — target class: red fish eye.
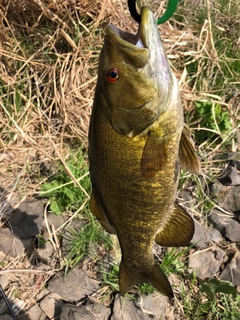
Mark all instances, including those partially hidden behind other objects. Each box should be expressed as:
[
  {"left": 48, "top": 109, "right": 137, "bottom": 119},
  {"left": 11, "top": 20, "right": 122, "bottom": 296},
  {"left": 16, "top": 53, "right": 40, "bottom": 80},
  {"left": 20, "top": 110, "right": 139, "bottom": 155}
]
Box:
[{"left": 106, "top": 68, "right": 119, "bottom": 83}]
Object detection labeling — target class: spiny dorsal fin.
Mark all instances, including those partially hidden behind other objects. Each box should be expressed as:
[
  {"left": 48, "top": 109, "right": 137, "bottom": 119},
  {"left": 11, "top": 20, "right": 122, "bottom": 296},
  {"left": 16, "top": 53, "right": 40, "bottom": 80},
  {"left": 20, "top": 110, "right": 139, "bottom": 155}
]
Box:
[
  {"left": 155, "top": 203, "right": 194, "bottom": 247},
  {"left": 179, "top": 124, "right": 200, "bottom": 174},
  {"left": 141, "top": 131, "right": 168, "bottom": 178}
]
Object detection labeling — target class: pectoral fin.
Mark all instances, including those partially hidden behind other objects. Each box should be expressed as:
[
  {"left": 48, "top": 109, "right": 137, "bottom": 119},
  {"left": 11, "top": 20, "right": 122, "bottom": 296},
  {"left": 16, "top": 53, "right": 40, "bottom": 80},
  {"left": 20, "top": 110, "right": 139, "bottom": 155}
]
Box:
[
  {"left": 141, "top": 132, "right": 167, "bottom": 178},
  {"left": 179, "top": 125, "right": 200, "bottom": 174},
  {"left": 155, "top": 204, "right": 194, "bottom": 247},
  {"left": 89, "top": 192, "right": 116, "bottom": 234}
]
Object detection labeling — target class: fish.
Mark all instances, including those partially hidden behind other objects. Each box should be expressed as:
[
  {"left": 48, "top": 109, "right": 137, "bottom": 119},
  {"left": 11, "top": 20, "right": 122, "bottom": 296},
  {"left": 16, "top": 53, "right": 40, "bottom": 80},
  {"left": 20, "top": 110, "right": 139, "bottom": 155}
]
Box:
[{"left": 88, "top": 6, "right": 200, "bottom": 298}]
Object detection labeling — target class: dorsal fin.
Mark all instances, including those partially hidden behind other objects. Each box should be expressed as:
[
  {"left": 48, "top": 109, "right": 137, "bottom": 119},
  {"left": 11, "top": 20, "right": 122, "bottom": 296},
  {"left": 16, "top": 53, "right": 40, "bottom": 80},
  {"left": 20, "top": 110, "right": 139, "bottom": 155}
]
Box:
[{"left": 179, "top": 125, "right": 200, "bottom": 174}]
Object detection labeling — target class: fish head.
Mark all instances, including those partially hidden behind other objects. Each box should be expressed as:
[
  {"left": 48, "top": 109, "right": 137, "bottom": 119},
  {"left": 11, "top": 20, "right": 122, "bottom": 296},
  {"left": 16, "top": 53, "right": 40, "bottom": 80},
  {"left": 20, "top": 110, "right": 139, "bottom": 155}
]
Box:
[{"left": 98, "top": 6, "right": 174, "bottom": 137}]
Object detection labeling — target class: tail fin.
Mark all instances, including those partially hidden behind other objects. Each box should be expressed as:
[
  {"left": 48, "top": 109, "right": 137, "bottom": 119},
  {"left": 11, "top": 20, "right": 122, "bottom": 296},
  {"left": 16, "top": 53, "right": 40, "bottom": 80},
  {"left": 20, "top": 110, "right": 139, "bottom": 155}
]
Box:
[{"left": 119, "top": 262, "right": 173, "bottom": 298}]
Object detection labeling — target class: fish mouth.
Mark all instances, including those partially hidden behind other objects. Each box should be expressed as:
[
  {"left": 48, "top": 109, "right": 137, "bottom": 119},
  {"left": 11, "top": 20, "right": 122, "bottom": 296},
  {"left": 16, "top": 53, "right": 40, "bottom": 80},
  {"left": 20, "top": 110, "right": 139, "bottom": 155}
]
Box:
[
  {"left": 105, "top": 6, "right": 154, "bottom": 51},
  {"left": 103, "top": 6, "right": 173, "bottom": 136},
  {"left": 104, "top": 6, "right": 169, "bottom": 71}
]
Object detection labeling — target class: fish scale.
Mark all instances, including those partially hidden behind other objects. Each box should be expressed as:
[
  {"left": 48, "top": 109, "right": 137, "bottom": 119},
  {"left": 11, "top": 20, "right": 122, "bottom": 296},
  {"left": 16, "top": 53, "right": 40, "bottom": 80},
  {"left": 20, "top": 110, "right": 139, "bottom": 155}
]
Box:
[{"left": 88, "top": 6, "right": 200, "bottom": 297}]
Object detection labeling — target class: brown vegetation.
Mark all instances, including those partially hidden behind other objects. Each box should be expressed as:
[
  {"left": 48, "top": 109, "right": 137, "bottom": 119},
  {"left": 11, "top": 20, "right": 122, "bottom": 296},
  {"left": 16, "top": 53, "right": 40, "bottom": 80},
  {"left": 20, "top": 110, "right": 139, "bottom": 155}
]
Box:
[{"left": 0, "top": 0, "right": 239, "bottom": 316}]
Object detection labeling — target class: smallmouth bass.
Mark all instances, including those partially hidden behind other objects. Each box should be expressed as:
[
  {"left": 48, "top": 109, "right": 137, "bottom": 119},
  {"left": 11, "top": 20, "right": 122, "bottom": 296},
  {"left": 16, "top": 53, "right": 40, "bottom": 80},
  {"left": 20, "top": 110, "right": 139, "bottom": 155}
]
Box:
[{"left": 88, "top": 6, "right": 200, "bottom": 297}]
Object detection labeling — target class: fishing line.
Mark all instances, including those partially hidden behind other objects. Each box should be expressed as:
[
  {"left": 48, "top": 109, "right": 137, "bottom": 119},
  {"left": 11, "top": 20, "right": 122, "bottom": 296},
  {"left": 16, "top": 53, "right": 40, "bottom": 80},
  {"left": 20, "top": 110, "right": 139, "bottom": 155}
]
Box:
[
  {"left": 128, "top": 0, "right": 141, "bottom": 23},
  {"left": 128, "top": 0, "right": 179, "bottom": 24},
  {"left": 0, "top": 285, "right": 17, "bottom": 320}
]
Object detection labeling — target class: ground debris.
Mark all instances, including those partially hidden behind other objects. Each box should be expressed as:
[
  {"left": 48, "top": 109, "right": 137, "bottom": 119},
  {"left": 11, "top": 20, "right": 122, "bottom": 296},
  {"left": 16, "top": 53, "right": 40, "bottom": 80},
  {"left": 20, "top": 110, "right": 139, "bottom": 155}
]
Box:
[
  {"left": 60, "top": 304, "right": 97, "bottom": 320},
  {"left": 191, "top": 219, "right": 208, "bottom": 249},
  {"left": 111, "top": 293, "right": 169, "bottom": 320},
  {"left": 208, "top": 210, "right": 240, "bottom": 242},
  {"left": 47, "top": 267, "right": 100, "bottom": 302},
  {"left": 39, "top": 292, "right": 63, "bottom": 319},
  {"left": 188, "top": 246, "right": 225, "bottom": 279},
  {"left": 220, "top": 252, "right": 240, "bottom": 286},
  {"left": 9, "top": 199, "right": 44, "bottom": 239},
  {"left": 0, "top": 0, "right": 240, "bottom": 319}
]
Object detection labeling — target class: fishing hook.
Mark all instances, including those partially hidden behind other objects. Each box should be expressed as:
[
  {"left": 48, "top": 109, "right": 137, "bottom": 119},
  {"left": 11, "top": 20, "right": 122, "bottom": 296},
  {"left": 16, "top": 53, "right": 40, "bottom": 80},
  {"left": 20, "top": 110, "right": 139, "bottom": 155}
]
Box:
[
  {"left": 128, "top": 0, "right": 141, "bottom": 23},
  {"left": 128, "top": 0, "right": 179, "bottom": 24}
]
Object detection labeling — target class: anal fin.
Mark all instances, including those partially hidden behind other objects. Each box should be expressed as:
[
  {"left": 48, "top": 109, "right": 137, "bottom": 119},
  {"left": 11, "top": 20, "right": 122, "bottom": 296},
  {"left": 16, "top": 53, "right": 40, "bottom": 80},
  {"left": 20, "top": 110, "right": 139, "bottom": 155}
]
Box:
[
  {"left": 155, "top": 204, "right": 194, "bottom": 247},
  {"left": 89, "top": 192, "right": 116, "bottom": 234},
  {"left": 179, "top": 124, "right": 200, "bottom": 174}
]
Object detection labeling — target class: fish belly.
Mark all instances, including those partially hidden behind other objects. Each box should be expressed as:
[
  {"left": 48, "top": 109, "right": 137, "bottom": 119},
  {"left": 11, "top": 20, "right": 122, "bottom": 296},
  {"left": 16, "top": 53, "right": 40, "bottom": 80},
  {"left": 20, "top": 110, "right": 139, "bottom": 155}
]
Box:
[{"left": 89, "top": 106, "right": 179, "bottom": 267}]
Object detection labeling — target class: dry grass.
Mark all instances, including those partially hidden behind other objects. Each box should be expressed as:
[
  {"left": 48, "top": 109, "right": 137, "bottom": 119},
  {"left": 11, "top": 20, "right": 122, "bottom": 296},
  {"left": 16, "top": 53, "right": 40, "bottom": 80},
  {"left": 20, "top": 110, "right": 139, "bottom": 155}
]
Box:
[
  {"left": 0, "top": 0, "right": 238, "bottom": 197},
  {"left": 0, "top": 0, "right": 239, "bottom": 316}
]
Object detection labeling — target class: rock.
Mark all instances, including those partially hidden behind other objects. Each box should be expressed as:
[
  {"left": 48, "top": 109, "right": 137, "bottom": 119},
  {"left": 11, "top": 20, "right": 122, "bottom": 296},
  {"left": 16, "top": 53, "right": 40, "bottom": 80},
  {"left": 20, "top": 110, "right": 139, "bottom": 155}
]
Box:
[
  {"left": 220, "top": 252, "right": 240, "bottom": 286},
  {"left": 44, "top": 213, "right": 66, "bottom": 230},
  {"left": 218, "top": 166, "right": 240, "bottom": 186},
  {"left": 0, "top": 315, "right": 13, "bottom": 320},
  {"left": 60, "top": 304, "right": 97, "bottom": 320},
  {"left": 229, "top": 159, "right": 240, "bottom": 170},
  {"left": 188, "top": 246, "right": 225, "bottom": 279},
  {"left": 0, "top": 298, "right": 8, "bottom": 315},
  {"left": 36, "top": 288, "right": 50, "bottom": 302},
  {"left": 178, "top": 190, "right": 192, "bottom": 203},
  {"left": 153, "top": 242, "right": 163, "bottom": 257},
  {"left": 0, "top": 252, "right": 5, "bottom": 262},
  {"left": 214, "top": 249, "right": 225, "bottom": 261},
  {"left": 141, "top": 293, "right": 169, "bottom": 320},
  {"left": 111, "top": 293, "right": 168, "bottom": 320},
  {"left": 208, "top": 228, "right": 223, "bottom": 243},
  {"left": 208, "top": 210, "right": 240, "bottom": 242},
  {"left": 209, "top": 185, "right": 240, "bottom": 214},
  {"left": 20, "top": 305, "right": 47, "bottom": 320},
  {"left": 111, "top": 294, "right": 147, "bottom": 320},
  {"left": 0, "top": 228, "right": 32, "bottom": 257},
  {"left": 212, "top": 152, "right": 239, "bottom": 162},
  {"left": 222, "top": 186, "right": 240, "bottom": 213},
  {"left": 0, "top": 276, "right": 10, "bottom": 290},
  {"left": 190, "top": 219, "right": 208, "bottom": 249},
  {"left": 208, "top": 181, "right": 223, "bottom": 196},
  {"left": 37, "top": 241, "right": 54, "bottom": 262},
  {"left": 47, "top": 266, "right": 100, "bottom": 302},
  {"left": 66, "top": 218, "right": 84, "bottom": 231},
  {"left": 39, "top": 292, "right": 63, "bottom": 319},
  {"left": 85, "top": 300, "right": 111, "bottom": 320},
  {"left": 9, "top": 198, "right": 44, "bottom": 238}
]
